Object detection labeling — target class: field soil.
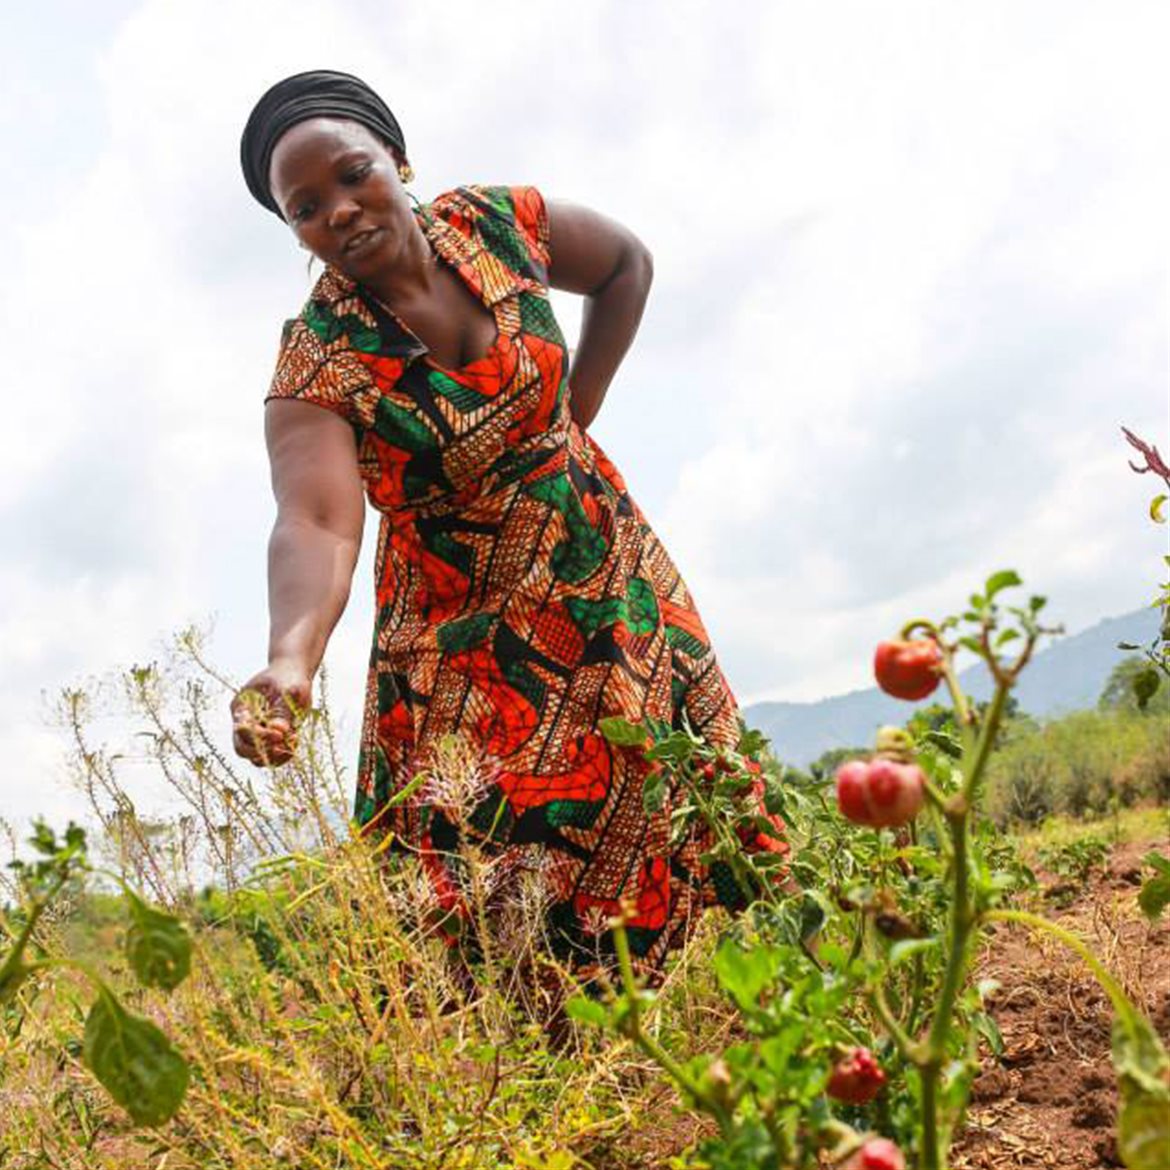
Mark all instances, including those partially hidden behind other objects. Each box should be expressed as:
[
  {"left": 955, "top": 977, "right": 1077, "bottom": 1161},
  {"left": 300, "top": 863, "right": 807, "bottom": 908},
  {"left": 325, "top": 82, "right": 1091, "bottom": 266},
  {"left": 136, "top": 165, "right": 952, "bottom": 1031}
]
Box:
[{"left": 953, "top": 837, "right": 1170, "bottom": 1170}]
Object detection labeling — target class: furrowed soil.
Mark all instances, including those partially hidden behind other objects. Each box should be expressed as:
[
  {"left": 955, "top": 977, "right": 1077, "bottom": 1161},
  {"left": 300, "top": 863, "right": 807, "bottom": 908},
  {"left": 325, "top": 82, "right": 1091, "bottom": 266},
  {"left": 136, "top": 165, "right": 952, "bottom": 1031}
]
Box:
[{"left": 953, "top": 835, "right": 1170, "bottom": 1170}]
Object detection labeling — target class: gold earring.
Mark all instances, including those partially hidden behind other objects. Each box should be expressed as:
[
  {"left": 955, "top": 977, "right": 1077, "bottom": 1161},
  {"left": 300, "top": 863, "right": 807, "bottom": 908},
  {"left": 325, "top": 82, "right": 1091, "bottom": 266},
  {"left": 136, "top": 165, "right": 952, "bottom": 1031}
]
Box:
[{"left": 398, "top": 162, "right": 415, "bottom": 184}]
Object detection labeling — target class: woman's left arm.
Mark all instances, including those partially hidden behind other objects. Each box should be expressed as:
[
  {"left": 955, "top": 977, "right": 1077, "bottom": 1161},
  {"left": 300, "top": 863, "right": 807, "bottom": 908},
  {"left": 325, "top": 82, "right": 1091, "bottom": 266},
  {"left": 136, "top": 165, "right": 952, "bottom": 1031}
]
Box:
[{"left": 546, "top": 200, "right": 654, "bottom": 429}]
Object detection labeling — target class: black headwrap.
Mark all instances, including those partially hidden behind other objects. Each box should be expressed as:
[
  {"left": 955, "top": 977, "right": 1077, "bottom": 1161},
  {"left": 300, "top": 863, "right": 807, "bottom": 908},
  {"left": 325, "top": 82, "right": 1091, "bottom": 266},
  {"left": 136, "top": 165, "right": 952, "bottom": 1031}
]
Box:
[{"left": 240, "top": 69, "right": 407, "bottom": 217}]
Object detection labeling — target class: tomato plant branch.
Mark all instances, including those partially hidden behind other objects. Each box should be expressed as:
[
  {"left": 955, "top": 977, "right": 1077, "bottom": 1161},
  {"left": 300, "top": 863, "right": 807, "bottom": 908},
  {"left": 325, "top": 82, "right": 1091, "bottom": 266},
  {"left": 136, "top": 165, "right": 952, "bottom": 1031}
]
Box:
[
  {"left": 869, "top": 981, "right": 916, "bottom": 1059},
  {"left": 981, "top": 910, "right": 1134, "bottom": 1021},
  {"left": 610, "top": 920, "right": 731, "bottom": 1133}
]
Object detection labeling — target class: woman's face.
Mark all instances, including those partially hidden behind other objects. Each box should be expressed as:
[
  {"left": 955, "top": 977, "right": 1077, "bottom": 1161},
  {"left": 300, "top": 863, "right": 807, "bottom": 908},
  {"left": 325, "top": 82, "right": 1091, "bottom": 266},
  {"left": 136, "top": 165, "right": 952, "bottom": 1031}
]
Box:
[{"left": 268, "top": 117, "right": 413, "bottom": 279}]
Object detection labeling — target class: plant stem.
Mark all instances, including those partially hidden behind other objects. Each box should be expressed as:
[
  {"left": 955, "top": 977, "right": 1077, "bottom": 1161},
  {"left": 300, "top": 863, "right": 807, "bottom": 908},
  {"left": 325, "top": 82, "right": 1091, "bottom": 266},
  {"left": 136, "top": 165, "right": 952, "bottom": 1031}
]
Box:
[
  {"left": 913, "top": 674, "right": 1011, "bottom": 1170},
  {"left": 981, "top": 910, "right": 1134, "bottom": 1021},
  {"left": 611, "top": 922, "right": 732, "bottom": 1133}
]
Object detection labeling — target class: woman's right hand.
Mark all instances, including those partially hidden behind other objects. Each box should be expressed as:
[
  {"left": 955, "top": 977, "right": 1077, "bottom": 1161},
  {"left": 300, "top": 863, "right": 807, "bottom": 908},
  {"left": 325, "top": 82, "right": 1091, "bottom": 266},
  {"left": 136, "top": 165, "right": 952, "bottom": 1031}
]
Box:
[{"left": 230, "top": 661, "right": 313, "bottom": 767}]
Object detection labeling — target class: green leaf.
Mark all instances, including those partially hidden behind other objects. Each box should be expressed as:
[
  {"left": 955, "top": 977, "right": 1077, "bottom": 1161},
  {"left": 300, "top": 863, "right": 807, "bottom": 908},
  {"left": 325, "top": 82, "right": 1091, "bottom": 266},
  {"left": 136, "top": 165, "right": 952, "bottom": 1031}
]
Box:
[
  {"left": 1150, "top": 494, "right": 1167, "bottom": 524},
  {"left": 82, "top": 992, "right": 190, "bottom": 1126},
  {"left": 737, "top": 727, "right": 769, "bottom": 757},
  {"left": 125, "top": 893, "right": 192, "bottom": 992},
  {"left": 564, "top": 996, "right": 609, "bottom": 1028},
  {"left": 713, "top": 939, "right": 780, "bottom": 1012},
  {"left": 994, "top": 628, "right": 1020, "bottom": 648},
  {"left": 972, "top": 1010, "right": 1005, "bottom": 1057},
  {"left": 598, "top": 717, "right": 649, "bottom": 748},
  {"left": 1137, "top": 854, "right": 1170, "bottom": 921},
  {"left": 958, "top": 636, "right": 984, "bottom": 656},
  {"left": 889, "top": 937, "right": 940, "bottom": 967},
  {"left": 985, "top": 569, "right": 1023, "bottom": 599},
  {"left": 645, "top": 730, "right": 698, "bottom": 764},
  {"left": 1113, "top": 1012, "right": 1170, "bottom": 1170},
  {"left": 798, "top": 891, "right": 830, "bottom": 942},
  {"left": 1028, "top": 595, "right": 1047, "bottom": 613},
  {"left": 642, "top": 771, "right": 667, "bottom": 815},
  {"left": 1118, "top": 641, "right": 1142, "bottom": 651}
]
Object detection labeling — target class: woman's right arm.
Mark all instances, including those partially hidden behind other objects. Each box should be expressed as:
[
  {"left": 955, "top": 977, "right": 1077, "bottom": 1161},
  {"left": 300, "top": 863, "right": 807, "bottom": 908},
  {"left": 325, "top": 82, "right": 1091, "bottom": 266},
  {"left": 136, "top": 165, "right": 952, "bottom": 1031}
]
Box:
[{"left": 231, "top": 400, "right": 365, "bottom": 765}]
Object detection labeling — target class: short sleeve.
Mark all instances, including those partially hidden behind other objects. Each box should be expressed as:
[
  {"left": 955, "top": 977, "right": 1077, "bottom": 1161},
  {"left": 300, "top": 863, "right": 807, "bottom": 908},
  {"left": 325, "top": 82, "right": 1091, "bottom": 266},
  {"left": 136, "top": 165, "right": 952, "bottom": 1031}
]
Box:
[
  {"left": 451, "top": 184, "right": 552, "bottom": 282},
  {"left": 264, "top": 267, "right": 388, "bottom": 432},
  {"left": 506, "top": 186, "right": 551, "bottom": 269}
]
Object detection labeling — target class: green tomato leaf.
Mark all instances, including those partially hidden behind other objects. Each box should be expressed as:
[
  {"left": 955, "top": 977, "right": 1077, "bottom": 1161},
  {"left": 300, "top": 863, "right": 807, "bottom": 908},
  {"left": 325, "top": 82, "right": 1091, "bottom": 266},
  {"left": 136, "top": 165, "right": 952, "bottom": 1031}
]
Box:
[
  {"left": 889, "top": 937, "right": 940, "bottom": 967},
  {"left": 82, "top": 992, "right": 190, "bottom": 1127},
  {"left": 1113, "top": 1012, "right": 1170, "bottom": 1170},
  {"left": 713, "top": 939, "right": 781, "bottom": 1012},
  {"left": 737, "top": 727, "right": 769, "bottom": 757},
  {"left": 598, "top": 717, "right": 649, "bottom": 748},
  {"left": 985, "top": 570, "right": 1022, "bottom": 600},
  {"left": 564, "top": 996, "right": 610, "bottom": 1028},
  {"left": 642, "top": 771, "right": 667, "bottom": 815},
  {"left": 125, "top": 892, "right": 192, "bottom": 992},
  {"left": 1137, "top": 853, "right": 1170, "bottom": 921},
  {"left": 798, "top": 891, "right": 831, "bottom": 943},
  {"left": 645, "top": 730, "right": 698, "bottom": 764}
]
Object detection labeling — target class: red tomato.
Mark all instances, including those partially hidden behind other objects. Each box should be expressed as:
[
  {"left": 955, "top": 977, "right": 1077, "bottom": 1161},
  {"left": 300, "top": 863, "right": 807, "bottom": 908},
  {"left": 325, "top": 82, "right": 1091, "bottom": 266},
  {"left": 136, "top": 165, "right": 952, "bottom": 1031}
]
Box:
[
  {"left": 873, "top": 638, "right": 942, "bottom": 701},
  {"left": 835, "top": 758, "right": 925, "bottom": 829},
  {"left": 827, "top": 1047, "right": 887, "bottom": 1104},
  {"left": 842, "top": 1137, "right": 905, "bottom": 1170}
]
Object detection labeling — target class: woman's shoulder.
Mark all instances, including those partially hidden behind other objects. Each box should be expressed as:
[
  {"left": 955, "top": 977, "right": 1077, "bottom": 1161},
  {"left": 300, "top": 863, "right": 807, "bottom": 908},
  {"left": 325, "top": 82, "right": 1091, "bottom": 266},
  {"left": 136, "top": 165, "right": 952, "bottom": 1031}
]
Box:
[{"left": 429, "top": 184, "right": 550, "bottom": 272}]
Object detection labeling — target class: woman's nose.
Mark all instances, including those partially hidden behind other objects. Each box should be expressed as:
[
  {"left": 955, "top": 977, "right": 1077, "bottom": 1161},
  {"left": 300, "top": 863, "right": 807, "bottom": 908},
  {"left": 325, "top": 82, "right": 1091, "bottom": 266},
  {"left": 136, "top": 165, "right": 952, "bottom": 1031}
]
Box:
[{"left": 328, "top": 198, "right": 361, "bottom": 230}]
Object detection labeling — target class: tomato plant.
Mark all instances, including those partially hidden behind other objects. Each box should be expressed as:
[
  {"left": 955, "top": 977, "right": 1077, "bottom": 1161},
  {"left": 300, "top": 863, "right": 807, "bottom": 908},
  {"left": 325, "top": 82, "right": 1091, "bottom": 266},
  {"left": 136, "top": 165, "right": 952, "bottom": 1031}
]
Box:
[
  {"left": 0, "top": 822, "right": 193, "bottom": 1126},
  {"left": 579, "top": 571, "right": 1170, "bottom": 1170}
]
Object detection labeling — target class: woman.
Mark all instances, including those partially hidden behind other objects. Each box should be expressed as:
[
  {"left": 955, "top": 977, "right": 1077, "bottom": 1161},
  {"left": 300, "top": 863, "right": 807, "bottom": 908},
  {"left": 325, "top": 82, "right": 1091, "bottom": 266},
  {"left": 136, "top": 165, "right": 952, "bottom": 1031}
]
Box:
[{"left": 232, "top": 70, "right": 781, "bottom": 972}]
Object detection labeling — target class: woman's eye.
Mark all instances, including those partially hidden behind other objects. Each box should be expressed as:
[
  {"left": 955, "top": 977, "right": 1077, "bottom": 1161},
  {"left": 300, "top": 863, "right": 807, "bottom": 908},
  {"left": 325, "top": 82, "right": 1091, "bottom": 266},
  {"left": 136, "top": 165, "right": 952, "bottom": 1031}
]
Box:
[
  {"left": 344, "top": 163, "right": 371, "bottom": 184},
  {"left": 292, "top": 203, "right": 316, "bottom": 223}
]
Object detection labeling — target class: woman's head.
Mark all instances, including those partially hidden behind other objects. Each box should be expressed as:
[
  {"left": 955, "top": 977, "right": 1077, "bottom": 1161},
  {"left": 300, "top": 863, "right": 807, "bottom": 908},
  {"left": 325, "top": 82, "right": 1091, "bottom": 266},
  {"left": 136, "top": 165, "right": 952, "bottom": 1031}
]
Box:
[{"left": 239, "top": 69, "right": 408, "bottom": 218}]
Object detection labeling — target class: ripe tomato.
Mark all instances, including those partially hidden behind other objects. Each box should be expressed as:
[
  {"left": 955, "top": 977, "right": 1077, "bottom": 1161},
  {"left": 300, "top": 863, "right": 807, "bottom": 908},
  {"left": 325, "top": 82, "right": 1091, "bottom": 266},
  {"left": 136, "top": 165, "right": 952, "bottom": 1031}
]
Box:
[
  {"left": 843, "top": 1137, "right": 905, "bottom": 1170},
  {"left": 873, "top": 638, "right": 942, "bottom": 701},
  {"left": 826, "top": 1047, "right": 886, "bottom": 1104},
  {"left": 836, "top": 758, "right": 925, "bottom": 828}
]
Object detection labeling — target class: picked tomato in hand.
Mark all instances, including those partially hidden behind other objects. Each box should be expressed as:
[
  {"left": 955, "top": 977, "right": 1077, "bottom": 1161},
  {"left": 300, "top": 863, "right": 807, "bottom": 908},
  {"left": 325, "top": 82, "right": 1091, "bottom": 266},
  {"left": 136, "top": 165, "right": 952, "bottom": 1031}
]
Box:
[{"left": 873, "top": 638, "right": 942, "bottom": 701}]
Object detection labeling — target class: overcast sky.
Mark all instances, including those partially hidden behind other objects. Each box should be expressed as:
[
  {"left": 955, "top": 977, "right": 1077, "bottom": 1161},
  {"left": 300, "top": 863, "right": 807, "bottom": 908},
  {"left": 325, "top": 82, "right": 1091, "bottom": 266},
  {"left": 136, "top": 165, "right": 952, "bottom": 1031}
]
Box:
[{"left": 1, "top": 0, "right": 1166, "bottom": 835}]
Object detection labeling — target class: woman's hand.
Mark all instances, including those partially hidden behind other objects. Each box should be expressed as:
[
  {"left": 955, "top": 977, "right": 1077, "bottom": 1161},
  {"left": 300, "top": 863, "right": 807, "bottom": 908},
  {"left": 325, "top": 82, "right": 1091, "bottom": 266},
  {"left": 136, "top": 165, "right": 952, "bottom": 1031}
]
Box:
[{"left": 231, "top": 659, "right": 313, "bottom": 766}]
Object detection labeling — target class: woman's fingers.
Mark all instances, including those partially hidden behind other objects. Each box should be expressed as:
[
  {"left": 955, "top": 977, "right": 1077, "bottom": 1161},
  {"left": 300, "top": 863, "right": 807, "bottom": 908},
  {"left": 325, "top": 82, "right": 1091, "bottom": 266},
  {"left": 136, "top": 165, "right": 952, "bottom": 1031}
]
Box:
[
  {"left": 232, "top": 718, "right": 296, "bottom": 765},
  {"left": 231, "top": 684, "right": 300, "bottom": 765}
]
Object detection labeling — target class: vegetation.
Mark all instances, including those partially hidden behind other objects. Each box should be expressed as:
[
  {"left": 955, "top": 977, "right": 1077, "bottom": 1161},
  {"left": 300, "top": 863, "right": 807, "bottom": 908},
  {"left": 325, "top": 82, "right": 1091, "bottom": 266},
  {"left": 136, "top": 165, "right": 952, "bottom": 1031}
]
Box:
[{"left": 1, "top": 570, "right": 1166, "bottom": 1170}]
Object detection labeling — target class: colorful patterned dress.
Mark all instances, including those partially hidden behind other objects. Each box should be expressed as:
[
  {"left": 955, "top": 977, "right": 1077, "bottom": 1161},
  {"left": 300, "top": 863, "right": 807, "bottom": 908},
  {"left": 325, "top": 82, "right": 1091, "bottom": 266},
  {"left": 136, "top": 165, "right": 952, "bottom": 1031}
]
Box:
[{"left": 267, "top": 185, "right": 776, "bottom": 969}]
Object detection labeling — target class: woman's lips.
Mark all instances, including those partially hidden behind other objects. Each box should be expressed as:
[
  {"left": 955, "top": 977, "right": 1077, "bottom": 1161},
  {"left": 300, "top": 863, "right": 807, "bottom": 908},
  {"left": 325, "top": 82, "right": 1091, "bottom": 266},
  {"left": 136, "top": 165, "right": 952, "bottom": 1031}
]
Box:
[{"left": 343, "top": 227, "right": 383, "bottom": 256}]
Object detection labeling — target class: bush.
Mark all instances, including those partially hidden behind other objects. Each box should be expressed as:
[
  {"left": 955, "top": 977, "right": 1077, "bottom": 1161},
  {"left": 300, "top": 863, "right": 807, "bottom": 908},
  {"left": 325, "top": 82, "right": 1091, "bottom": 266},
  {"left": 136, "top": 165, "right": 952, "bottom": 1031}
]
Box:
[{"left": 986, "top": 707, "right": 1167, "bottom": 825}]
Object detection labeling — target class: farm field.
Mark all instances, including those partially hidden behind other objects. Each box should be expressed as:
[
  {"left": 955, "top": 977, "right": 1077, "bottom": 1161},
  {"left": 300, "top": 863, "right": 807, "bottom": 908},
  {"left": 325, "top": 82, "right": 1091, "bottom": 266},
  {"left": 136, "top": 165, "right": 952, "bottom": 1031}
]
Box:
[{"left": 2, "top": 578, "right": 1168, "bottom": 1170}]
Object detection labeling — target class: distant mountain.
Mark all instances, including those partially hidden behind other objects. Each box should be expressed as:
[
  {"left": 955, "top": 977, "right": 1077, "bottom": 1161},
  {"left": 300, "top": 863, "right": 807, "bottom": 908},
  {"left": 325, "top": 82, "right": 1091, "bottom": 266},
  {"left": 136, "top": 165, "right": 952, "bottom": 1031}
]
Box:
[{"left": 743, "top": 607, "right": 1162, "bottom": 768}]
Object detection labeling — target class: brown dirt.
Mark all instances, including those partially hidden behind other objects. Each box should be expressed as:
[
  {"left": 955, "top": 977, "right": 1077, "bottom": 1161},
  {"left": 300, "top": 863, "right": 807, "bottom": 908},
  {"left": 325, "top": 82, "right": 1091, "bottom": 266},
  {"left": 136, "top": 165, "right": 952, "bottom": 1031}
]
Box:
[{"left": 953, "top": 837, "right": 1170, "bottom": 1170}]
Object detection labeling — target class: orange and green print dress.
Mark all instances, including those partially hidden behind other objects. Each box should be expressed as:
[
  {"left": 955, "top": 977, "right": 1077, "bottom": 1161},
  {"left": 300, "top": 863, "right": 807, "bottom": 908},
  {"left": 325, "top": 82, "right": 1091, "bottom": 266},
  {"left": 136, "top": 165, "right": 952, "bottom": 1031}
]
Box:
[{"left": 267, "top": 185, "right": 782, "bottom": 970}]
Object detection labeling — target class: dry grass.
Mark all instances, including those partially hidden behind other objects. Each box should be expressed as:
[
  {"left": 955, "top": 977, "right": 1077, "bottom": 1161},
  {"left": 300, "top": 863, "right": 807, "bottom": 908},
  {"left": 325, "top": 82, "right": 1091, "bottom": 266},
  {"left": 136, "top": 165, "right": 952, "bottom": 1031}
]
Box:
[{"left": 0, "top": 633, "right": 735, "bottom": 1170}]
